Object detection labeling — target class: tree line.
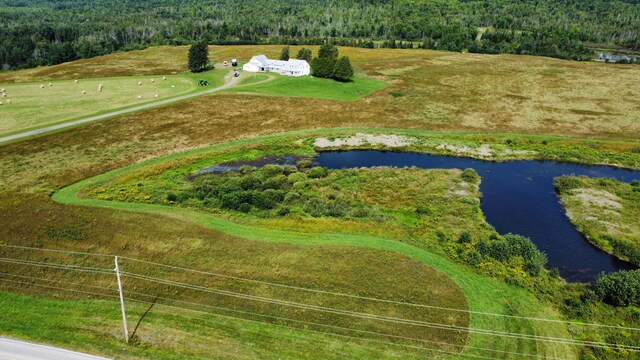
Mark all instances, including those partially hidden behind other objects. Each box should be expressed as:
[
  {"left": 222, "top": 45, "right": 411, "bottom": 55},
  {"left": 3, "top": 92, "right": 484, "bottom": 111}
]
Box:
[{"left": 2, "top": 0, "right": 639, "bottom": 70}]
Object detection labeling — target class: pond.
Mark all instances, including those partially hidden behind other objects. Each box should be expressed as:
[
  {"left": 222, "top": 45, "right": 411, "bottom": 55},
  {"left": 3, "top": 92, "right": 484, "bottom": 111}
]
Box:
[{"left": 316, "top": 150, "right": 640, "bottom": 283}]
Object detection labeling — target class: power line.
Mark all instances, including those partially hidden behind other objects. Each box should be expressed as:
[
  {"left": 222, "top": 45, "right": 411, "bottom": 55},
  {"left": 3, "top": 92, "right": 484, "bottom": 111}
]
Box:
[
  {"left": 0, "top": 278, "right": 118, "bottom": 300},
  {"left": 0, "top": 257, "right": 113, "bottom": 275},
  {"left": 3, "top": 243, "right": 635, "bottom": 333},
  {"left": 0, "top": 272, "right": 114, "bottom": 293},
  {"left": 120, "top": 289, "right": 558, "bottom": 360},
  {"left": 120, "top": 271, "right": 640, "bottom": 352},
  {"left": 124, "top": 296, "right": 498, "bottom": 360}
]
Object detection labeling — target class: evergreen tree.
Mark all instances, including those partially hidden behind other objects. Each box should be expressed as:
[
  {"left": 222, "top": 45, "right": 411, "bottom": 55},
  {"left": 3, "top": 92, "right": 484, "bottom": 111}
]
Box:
[
  {"left": 279, "top": 46, "right": 290, "bottom": 61},
  {"left": 310, "top": 57, "right": 335, "bottom": 78},
  {"left": 188, "top": 41, "right": 209, "bottom": 73},
  {"left": 296, "top": 47, "right": 312, "bottom": 62},
  {"left": 332, "top": 56, "right": 354, "bottom": 82},
  {"left": 318, "top": 43, "right": 338, "bottom": 60}
]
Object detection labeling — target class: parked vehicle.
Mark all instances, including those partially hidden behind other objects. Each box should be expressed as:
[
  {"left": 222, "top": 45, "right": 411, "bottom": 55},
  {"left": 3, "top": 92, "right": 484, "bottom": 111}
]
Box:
[
  {"left": 233, "top": 71, "right": 240, "bottom": 77},
  {"left": 231, "top": 59, "right": 238, "bottom": 67}
]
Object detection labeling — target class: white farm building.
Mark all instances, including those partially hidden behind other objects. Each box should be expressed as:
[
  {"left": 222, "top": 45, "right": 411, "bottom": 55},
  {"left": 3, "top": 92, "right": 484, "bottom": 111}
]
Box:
[{"left": 243, "top": 55, "right": 310, "bottom": 77}]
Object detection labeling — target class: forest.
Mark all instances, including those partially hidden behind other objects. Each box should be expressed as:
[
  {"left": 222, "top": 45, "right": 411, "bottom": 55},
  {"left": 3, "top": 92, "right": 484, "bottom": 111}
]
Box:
[{"left": 1, "top": 0, "right": 639, "bottom": 70}]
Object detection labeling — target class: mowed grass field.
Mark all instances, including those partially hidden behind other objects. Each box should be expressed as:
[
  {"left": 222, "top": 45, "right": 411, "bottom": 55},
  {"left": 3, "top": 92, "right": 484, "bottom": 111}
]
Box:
[
  {"left": 1, "top": 45, "right": 640, "bottom": 358},
  {"left": 230, "top": 72, "right": 388, "bottom": 101},
  {"left": 0, "top": 69, "right": 227, "bottom": 136}
]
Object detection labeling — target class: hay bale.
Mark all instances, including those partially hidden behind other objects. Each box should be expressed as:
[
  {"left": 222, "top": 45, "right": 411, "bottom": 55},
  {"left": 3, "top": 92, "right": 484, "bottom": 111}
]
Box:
[
  {"left": 82, "top": 90, "right": 86, "bottom": 94},
  {"left": 138, "top": 81, "right": 142, "bottom": 86},
  {"left": 98, "top": 84, "right": 103, "bottom": 92},
  {"left": 40, "top": 84, "right": 44, "bottom": 89},
  {"left": 162, "top": 76, "right": 167, "bottom": 80},
  {"left": 48, "top": 83, "right": 52, "bottom": 86},
  {"left": 1, "top": 93, "right": 5, "bottom": 98},
  {"left": 137, "top": 95, "right": 142, "bottom": 99},
  {"left": 154, "top": 94, "right": 159, "bottom": 98},
  {"left": 1, "top": 88, "right": 5, "bottom": 92},
  {"left": 171, "top": 85, "right": 175, "bottom": 88},
  {"left": 6, "top": 99, "right": 10, "bottom": 104},
  {"left": 151, "top": 79, "right": 155, "bottom": 83},
  {"left": 74, "top": 80, "right": 78, "bottom": 84}
]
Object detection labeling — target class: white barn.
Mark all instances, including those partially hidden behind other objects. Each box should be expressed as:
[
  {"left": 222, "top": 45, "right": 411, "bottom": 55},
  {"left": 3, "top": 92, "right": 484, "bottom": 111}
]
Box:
[{"left": 243, "top": 55, "right": 310, "bottom": 77}]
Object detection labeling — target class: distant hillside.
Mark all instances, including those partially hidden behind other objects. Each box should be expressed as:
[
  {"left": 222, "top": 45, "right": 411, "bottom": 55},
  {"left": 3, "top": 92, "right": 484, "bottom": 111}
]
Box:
[{"left": 1, "top": 0, "right": 639, "bottom": 69}]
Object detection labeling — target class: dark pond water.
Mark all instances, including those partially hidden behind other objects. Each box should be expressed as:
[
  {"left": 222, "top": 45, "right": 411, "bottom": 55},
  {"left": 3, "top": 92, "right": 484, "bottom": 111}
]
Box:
[{"left": 316, "top": 150, "right": 640, "bottom": 283}]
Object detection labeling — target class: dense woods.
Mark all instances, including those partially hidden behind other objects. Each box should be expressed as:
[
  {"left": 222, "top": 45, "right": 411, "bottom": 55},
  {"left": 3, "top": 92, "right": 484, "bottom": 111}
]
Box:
[{"left": 1, "top": 0, "right": 639, "bottom": 70}]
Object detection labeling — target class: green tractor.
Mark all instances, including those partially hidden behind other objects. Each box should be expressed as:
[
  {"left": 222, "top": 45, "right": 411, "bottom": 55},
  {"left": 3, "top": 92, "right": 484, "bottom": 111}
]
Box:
[{"left": 197, "top": 79, "right": 209, "bottom": 86}]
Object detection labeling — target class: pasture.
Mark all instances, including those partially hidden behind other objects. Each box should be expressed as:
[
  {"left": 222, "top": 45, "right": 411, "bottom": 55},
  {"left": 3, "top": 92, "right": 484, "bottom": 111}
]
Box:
[{"left": 0, "top": 69, "right": 226, "bottom": 136}]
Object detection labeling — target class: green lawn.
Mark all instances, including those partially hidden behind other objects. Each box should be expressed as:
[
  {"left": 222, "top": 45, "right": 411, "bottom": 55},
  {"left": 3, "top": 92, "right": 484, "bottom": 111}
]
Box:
[
  {"left": 228, "top": 72, "right": 388, "bottom": 101},
  {"left": 0, "top": 69, "right": 227, "bottom": 136}
]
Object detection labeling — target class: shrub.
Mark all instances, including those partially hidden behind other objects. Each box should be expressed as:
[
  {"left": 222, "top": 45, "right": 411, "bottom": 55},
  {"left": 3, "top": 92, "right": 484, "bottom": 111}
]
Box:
[
  {"left": 303, "top": 198, "right": 327, "bottom": 217},
  {"left": 276, "top": 207, "right": 291, "bottom": 216},
  {"left": 284, "top": 191, "right": 301, "bottom": 204},
  {"left": 220, "top": 191, "right": 253, "bottom": 210},
  {"left": 239, "top": 175, "right": 262, "bottom": 190},
  {"left": 326, "top": 199, "right": 349, "bottom": 217},
  {"left": 238, "top": 203, "right": 252, "bottom": 213},
  {"left": 166, "top": 192, "right": 177, "bottom": 202},
  {"left": 476, "top": 234, "right": 547, "bottom": 276},
  {"left": 461, "top": 168, "right": 479, "bottom": 183},
  {"left": 416, "top": 205, "right": 432, "bottom": 215},
  {"left": 262, "top": 165, "right": 285, "bottom": 177},
  {"left": 306, "top": 166, "right": 328, "bottom": 178},
  {"left": 296, "top": 159, "right": 312, "bottom": 169},
  {"left": 593, "top": 270, "right": 640, "bottom": 307},
  {"left": 351, "top": 207, "right": 370, "bottom": 218},
  {"left": 458, "top": 231, "right": 473, "bottom": 244},
  {"left": 263, "top": 175, "right": 288, "bottom": 190},
  {"left": 287, "top": 172, "right": 308, "bottom": 184},
  {"left": 555, "top": 176, "right": 583, "bottom": 193}
]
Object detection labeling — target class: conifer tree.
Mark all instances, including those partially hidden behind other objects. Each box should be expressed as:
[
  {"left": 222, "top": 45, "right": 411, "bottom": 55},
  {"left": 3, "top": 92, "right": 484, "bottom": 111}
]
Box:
[
  {"left": 188, "top": 41, "right": 209, "bottom": 73},
  {"left": 296, "top": 48, "right": 312, "bottom": 62},
  {"left": 279, "top": 46, "right": 290, "bottom": 61},
  {"left": 332, "top": 56, "right": 354, "bottom": 82}
]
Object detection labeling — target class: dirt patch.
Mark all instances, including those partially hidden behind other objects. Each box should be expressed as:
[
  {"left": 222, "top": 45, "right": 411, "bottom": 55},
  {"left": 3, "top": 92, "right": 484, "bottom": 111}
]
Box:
[
  {"left": 436, "top": 143, "right": 494, "bottom": 157},
  {"left": 571, "top": 188, "right": 623, "bottom": 209},
  {"left": 314, "top": 133, "right": 414, "bottom": 148}
]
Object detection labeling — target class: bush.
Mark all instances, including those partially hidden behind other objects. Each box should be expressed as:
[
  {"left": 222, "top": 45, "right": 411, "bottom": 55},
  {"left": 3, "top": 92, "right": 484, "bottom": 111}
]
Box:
[
  {"left": 303, "top": 198, "right": 327, "bottom": 217},
  {"left": 416, "top": 205, "right": 432, "bottom": 215},
  {"left": 458, "top": 231, "right": 473, "bottom": 244},
  {"left": 306, "top": 166, "right": 328, "bottom": 178},
  {"left": 166, "top": 192, "right": 177, "bottom": 202},
  {"left": 276, "top": 207, "right": 290, "bottom": 216},
  {"left": 351, "top": 207, "right": 370, "bottom": 218},
  {"left": 296, "top": 159, "right": 312, "bottom": 169},
  {"left": 461, "top": 168, "right": 479, "bottom": 183},
  {"left": 220, "top": 191, "right": 253, "bottom": 210},
  {"left": 287, "top": 172, "right": 308, "bottom": 184},
  {"left": 555, "top": 176, "right": 583, "bottom": 193},
  {"left": 284, "top": 191, "right": 301, "bottom": 204},
  {"left": 593, "top": 270, "right": 640, "bottom": 307},
  {"left": 239, "top": 175, "right": 262, "bottom": 190},
  {"left": 263, "top": 175, "right": 288, "bottom": 190},
  {"left": 476, "top": 234, "right": 547, "bottom": 276}
]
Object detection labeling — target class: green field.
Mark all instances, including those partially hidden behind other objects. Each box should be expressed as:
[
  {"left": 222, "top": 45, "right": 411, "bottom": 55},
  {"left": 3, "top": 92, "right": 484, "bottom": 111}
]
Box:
[
  {"left": 0, "top": 69, "right": 227, "bottom": 136},
  {"left": 230, "top": 72, "right": 388, "bottom": 101}
]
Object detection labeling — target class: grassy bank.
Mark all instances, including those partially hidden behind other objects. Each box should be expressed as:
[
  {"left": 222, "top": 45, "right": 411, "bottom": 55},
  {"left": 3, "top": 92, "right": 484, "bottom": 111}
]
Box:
[{"left": 556, "top": 176, "right": 640, "bottom": 265}]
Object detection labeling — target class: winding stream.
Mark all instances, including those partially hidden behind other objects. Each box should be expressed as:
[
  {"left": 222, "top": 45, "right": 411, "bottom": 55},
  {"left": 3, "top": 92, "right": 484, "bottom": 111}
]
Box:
[{"left": 316, "top": 150, "right": 640, "bottom": 283}]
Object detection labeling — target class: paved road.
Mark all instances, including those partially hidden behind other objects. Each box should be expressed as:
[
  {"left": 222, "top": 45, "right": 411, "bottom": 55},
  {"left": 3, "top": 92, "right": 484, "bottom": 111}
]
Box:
[
  {"left": 0, "top": 337, "right": 109, "bottom": 360},
  {"left": 0, "top": 75, "right": 240, "bottom": 145}
]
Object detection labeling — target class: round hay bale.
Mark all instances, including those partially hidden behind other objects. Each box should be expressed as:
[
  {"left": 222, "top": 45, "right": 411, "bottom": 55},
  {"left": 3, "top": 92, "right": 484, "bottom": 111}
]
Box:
[
  {"left": 6, "top": 99, "right": 10, "bottom": 104},
  {"left": 48, "top": 83, "right": 52, "bottom": 86},
  {"left": 138, "top": 81, "right": 142, "bottom": 86},
  {"left": 74, "top": 80, "right": 78, "bottom": 83},
  {"left": 40, "top": 85, "right": 44, "bottom": 89},
  {"left": 1, "top": 93, "right": 5, "bottom": 98},
  {"left": 1, "top": 88, "right": 5, "bottom": 92},
  {"left": 154, "top": 94, "right": 159, "bottom": 98},
  {"left": 151, "top": 79, "right": 155, "bottom": 83},
  {"left": 171, "top": 85, "right": 175, "bottom": 88},
  {"left": 82, "top": 90, "right": 86, "bottom": 94},
  {"left": 137, "top": 95, "right": 142, "bottom": 99},
  {"left": 162, "top": 76, "right": 167, "bottom": 80}
]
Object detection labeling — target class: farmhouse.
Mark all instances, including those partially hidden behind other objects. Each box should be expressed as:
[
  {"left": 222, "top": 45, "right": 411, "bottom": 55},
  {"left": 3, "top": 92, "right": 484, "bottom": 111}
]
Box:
[{"left": 243, "top": 55, "right": 310, "bottom": 77}]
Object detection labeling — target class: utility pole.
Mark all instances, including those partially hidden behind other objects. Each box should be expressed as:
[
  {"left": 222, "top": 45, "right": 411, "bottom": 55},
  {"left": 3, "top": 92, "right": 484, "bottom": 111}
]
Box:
[{"left": 114, "top": 256, "right": 129, "bottom": 343}]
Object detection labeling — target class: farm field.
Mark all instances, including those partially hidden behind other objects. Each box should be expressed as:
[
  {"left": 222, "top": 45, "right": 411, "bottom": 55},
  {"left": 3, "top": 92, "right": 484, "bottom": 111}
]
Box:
[
  {"left": 0, "top": 69, "right": 226, "bottom": 136},
  {"left": 1, "top": 45, "right": 640, "bottom": 359}
]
